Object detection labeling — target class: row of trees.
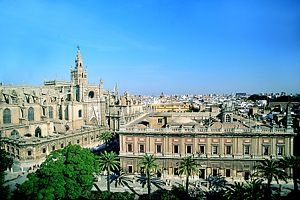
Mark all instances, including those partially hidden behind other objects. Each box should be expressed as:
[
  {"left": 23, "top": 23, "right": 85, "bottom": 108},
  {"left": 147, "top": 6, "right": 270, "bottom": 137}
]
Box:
[{"left": 6, "top": 130, "right": 300, "bottom": 199}]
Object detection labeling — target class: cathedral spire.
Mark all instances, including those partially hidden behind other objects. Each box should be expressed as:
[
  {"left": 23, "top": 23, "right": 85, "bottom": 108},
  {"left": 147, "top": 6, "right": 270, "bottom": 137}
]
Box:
[{"left": 75, "top": 46, "right": 83, "bottom": 69}]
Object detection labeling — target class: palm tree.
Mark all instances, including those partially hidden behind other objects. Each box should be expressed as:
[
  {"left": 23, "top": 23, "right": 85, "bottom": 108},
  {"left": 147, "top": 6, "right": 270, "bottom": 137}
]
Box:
[
  {"left": 110, "top": 171, "right": 138, "bottom": 195},
  {"left": 224, "top": 182, "right": 245, "bottom": 200},
  {"left": 139, "top": 153, "right": 159, "bottom": 197},
  {"left": 177, "top": 156, "right": 200, "bottom": 193},
  {"left": 99, "top": 131, "right": 113, "bottom": 147},
  {"left": 224, "top": 178, "right": 267, "bottom": 200},
  {"left": 98, "top": 151, "right": 119, "bottom": 196},
  {"left": 280, "top": 156, "right": 300, "bottom": 192},
  {"left": 244, "top": 178, "right": 267, "bottom": 200},
  {"left": 253, "top": 159, "right": 288, "bottom": 196}
]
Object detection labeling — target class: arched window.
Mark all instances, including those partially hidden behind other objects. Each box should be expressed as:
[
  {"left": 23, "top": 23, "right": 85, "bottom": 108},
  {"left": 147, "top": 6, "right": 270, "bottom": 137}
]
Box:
[
  {"left": 225, "top": 114, "right": 231, "bottom": 123},
  {"left": 20, "top": 108, "right": 24, "bottom": 118},
  {"left": 58, "top": 105, "right": 62, "bottom": 120},
  {"left": 11, "top": 130, "right": 19, "bottom": 139},
  {"left": 35, "top": 127, "right": 41, "bottom": 137},
  {"left": 3, "top": 108, "right": 11, "bottom": 124},
  {"left": 28, "top": 107, "right": 34, "bottom": 121},
  {"left": 49, "top": 106, "right": 53, "bottom": 119},
  {"left": 65, "top": 106, "right": 69, "bottom": 120}
]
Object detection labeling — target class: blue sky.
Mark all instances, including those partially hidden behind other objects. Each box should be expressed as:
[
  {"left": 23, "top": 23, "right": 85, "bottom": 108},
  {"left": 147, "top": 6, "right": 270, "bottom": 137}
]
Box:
[{"left": 0, "top": 0, "right": 299, "bottom": 95}]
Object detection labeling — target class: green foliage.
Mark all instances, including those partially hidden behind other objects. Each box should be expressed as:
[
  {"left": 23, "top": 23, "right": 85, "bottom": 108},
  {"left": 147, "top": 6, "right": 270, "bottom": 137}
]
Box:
[
  {"left": 224, "top": 178, "right": 269, "bottom": 200},
  {"left": 0, "top": 137, "right": 14, "bottom": 200},
  {"left": 253, "top": 159, "right": 288, "bottom": 190},
  {"left": 207, "top": 175, "right": 227, "bottom": 192},
  {"left": 139, "top": 153, "right": 159, "bottom": 196},
  {"left": 279, "top": 156, "right": 300, "bottom": 192},
  {"left": 98, "top": 151, "right": 120, "bottom": 195},
  {"left": 98, "top": 191, "right": 135, "bottom": 200},
  {"left": 177, "top": 156, "right": 199, "bottom": 193},
  {"left": 18, "top": 145, "right": 98, "bottom": 199},
  {"left": 99, "top": 131, "right": 114, "bottom": 146}
]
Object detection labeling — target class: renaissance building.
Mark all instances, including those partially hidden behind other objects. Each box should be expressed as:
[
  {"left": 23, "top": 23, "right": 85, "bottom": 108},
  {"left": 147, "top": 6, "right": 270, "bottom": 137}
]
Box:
[
  {"left": 0, "top": 47, "right": 144, "bottom": 170},
  {"left": 118, "top": 103, "right": 296, "bottom": 180}
]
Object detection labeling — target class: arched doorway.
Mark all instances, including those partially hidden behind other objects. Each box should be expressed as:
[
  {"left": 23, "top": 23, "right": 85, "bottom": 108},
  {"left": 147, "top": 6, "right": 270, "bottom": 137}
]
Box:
[{"left": 35, "top": 127, "right": 42, "bottom": 138}]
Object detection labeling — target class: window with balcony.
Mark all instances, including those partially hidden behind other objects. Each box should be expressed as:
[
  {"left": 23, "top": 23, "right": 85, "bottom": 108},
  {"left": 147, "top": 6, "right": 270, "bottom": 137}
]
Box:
[
  {"left": 127, "top": 144, "right": 133, "bottom": 152},
  {"left": 212, "top": 145, "right": 218, "bottom": 155},
  {"left": 186, "top": 145, "right": 192, "bottom": 154},
  {"left": 263, "top": 145, "right": 269, "bottom": 156},
  {"left": 139, "top": 144, "right": 145, "bottom": 153},
  {"left": 226, "top": 145, "right": 232, "bottom": 155},
  {"left": 199, "top": 145, "right": 205, "bottom": 154},
  {"left": 174, "top": 145, "right": 179, "bottom": 154},
  {"left": 156, "top": 144, "right": 162, "bottom": 153},
  {"left": 244, "top": 145, "right": 250, "bottom": 155},
  {"left": 277, "top": 145, "right": 284, "bottom": 156}
]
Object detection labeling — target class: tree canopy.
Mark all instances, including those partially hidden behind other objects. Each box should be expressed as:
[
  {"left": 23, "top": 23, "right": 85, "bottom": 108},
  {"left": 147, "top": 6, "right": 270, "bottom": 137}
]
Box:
[
  {"left": 177, "top": 156, "right": 199, "bottom": 193},
  {"left": 0, "top": 138, "right": 14, "bottom": 200},
  {"left": 18, "top": 145, "right": 99, "bottom": 200}
]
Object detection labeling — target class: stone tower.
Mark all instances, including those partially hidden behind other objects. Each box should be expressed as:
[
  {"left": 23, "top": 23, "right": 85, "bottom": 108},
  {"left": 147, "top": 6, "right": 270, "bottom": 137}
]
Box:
[
  {"left": 70, "top": 46, "right": 88, "bottom": 101},
  {"left": 99, "top": 79, "right": 107, "bottom": 126}
]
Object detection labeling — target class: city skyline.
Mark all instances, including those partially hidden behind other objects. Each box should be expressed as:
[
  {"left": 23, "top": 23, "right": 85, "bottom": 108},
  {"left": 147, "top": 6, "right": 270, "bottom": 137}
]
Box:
[{"left": 0, "top": 0, "right": 299, "bottom": 95}]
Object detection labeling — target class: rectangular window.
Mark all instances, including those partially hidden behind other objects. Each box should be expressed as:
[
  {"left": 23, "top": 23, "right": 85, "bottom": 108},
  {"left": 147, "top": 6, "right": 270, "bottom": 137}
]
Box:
[
  {"left": 127, "top": 144, "right": 133, "bottom": 152},
  {"left": 226, "top": 145, "right": 232, "bottom": 155},
  {"left": 199, "top": 145, "right": 205, "bottom": 154},
  {"left": 277, "top": 145, "right": 284, "bottom": 156},
  {"left": 212, "top": 145, "right": 218, "bottom": 155},
  {"left": 158, "top": 118, "right": 163, "bottom": 124},
  {"left": 186, "top": 145, "right": 192, "bottom": 154},
  {"left": 43, "top": 148, "right": 46, "bottom": 153},
  {"left": 139, "top": 144, "right": 145, "bottom": 153},
  {"left": 174, "top": 167, "right": 179, "bottom": 176},
  {"left": 225, "top": 169, "right": 231, "bottom": 177},
  {"left": 52, "top": 146, "right": 55, "bottom": 151},
  {"left": 199, "top": 169, "right": 205, "bottom": 179},
  {"left": 245, "top": 171, "right": 250, "bottom": 180},
  {"left": 128, "top": 165, "right": 133, "bottom": 173},
  {"left": 213, "top": 169, "right": 218, "bottom": 176},
  {"left": 263, "top": 145, "right": 269, "bottom": 155},
  {"left": 174, "top": 145, "right": 179, "bottom": 154},
  {"left": 156, "top": 144, "right": 162, "bottom": 153},
  {"left": 244, "top": 145, "right": 250, "bottom": 155},
  {"left": 28, "top": 151, "right": 32, "bottom": 156}
]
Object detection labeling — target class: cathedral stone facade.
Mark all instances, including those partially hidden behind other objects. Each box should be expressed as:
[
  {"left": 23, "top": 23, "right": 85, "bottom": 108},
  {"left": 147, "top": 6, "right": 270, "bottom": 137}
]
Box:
[{"left": 0, "top": 47, "right": 143, "bottom": 169}]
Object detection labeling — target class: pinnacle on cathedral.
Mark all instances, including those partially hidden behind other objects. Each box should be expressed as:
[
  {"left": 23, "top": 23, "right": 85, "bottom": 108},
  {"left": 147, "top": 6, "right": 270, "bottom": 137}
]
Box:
[{"left": 75, "top": 46, "right": 83, "bottom": 69}]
